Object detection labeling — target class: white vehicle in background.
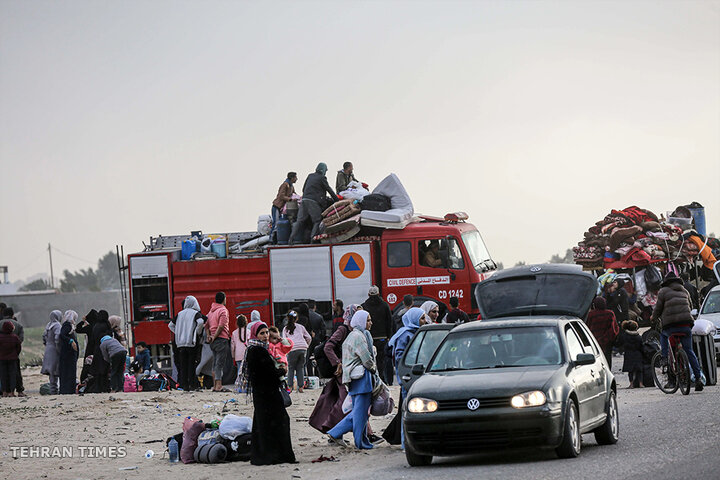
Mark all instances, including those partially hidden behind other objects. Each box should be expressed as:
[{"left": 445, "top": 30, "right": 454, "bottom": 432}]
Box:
[{"left": 696, "top": 261, "right": 720, "bottom": 360}]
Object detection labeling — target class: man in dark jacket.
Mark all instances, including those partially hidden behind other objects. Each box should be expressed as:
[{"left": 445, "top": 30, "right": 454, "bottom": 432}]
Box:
[
  {"left": 362, "top": 285, "right": 394, "bottom": 384},
  {"left": 681, "top": 273, "right": 700, "bottom": 310},
  {"left": 651, "top": 272, "right": 704, "bottom": 391},
  {"left": 307, "top": 300, "right": 325, "bottom": 376},
  {"left": 604, "top": 279, "right": 629, "bottom": 323},
  {"left": 290, "top": 163, "right": 339, "bottom": 245},
  {"left": 445, "top": 296, "right": 470, "bottom": 324}
]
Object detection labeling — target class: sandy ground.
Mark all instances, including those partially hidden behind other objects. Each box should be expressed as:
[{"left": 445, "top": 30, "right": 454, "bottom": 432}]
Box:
[{"left": 0, "top": 366, "right": 398, "bottom": 480}]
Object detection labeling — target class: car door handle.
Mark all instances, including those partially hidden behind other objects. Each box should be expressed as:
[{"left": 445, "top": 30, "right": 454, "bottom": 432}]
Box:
[{"left": 401, "top": 375, "right": 411, "bottom": 382}]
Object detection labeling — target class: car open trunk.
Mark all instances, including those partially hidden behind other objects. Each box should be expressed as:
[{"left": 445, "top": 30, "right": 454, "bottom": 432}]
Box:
[{"left": 474, "top": 264, "right": 598, "bottom": 320}]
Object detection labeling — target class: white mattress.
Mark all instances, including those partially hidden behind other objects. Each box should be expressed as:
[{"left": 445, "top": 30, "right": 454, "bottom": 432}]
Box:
[
  {"left": 360, "top": 173, "right": 414, "bottom": 223},
  {"left": 360, "top": 216, "right": 412, "bottom": 229}
]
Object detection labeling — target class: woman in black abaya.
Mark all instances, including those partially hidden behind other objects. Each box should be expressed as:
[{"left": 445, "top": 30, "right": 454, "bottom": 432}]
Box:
[{"left": 240, "top": 321, "right": 296, "bottom": 465}]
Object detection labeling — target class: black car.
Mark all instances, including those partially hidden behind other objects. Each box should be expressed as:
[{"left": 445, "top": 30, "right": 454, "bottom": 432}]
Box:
[{"left": 402, "top": 264, "right": 618, "bottom": 466}]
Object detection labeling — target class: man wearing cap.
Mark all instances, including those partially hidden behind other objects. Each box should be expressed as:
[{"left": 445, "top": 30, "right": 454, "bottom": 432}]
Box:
[
  {"left": 362, "top": 285, "right": 394, "bottom": 384},
  {"left": 290, "top": 163, "right": 339, "bottom": 245}
]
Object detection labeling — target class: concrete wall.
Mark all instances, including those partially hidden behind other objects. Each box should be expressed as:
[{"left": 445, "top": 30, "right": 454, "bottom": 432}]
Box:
[{"left": 0, "top": 290, "right": 124, "bottom": 328}]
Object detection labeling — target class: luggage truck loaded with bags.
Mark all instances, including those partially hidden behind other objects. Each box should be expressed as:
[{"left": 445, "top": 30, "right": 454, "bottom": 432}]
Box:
[
  {"left": 123, "top": 173, "right": 498, "bottom": 377},
  {"left": 572, "top": 203, "right": 719, "bottom": 387}
]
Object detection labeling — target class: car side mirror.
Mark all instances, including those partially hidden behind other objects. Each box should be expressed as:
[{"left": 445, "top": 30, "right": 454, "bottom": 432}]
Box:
[
  {"left": 574, "top": 353, "right": 595, "bottom": 366},
  {"left": 691, "top": 309, "right": 698, "bottom": 318},
  {"left": 411, "top": 364, "right": 425, "bottom": 375}
]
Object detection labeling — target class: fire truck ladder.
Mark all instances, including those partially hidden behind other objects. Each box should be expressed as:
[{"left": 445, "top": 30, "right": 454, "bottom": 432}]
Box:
[{"left": 116, "top": 245, "right": 131, "bottom": 346}]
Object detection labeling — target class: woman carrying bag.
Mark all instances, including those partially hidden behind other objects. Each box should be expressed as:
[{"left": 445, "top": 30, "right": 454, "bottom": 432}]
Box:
[{"left": 327, "top": 310, "right": 376, "bottom": 450}]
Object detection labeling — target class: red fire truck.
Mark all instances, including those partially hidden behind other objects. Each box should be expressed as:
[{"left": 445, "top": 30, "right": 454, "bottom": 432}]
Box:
[{"left": 126, "top": 213, "right": 496, "bottom": 367}]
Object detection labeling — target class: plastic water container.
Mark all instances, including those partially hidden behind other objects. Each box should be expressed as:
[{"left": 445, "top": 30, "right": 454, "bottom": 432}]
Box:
[
  {"left": 275, "top": 216, "right": 291, "bottom": 245},
  {"left": 168, "top": 438, "right": 179, "bottom": 463},
  {"left": 182, "top": 240, "right": 197, "bottom": 260},
  {"left": 306, "top": 376, "right": 320, "bottom": 389},
  {"left": 211, "top": 239, "right": 227, "bottom": 258},
  {"left": 688, "top": 205, "right": 706, "bottom": 236},
  {"left": 200, "top": 237, "right": 213, "bottom": 253}
]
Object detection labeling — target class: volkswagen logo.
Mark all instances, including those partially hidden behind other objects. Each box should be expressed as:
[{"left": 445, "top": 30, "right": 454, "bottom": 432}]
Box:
[{"left": 467, "top": 398, "right": 480, "bottom": 411}]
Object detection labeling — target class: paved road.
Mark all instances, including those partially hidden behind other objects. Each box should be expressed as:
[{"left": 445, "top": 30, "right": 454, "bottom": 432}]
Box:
[{"left": 314, "top": 369, "right": 720, "bottom": 480}]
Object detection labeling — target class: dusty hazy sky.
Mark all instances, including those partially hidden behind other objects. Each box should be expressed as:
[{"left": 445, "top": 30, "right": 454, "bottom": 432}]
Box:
[{"left": 1, "top": 0, "right": 718, "bottom": 283}]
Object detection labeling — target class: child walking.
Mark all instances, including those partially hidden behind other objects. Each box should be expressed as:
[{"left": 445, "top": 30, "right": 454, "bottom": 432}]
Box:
[
  {"left": 620, "top": 320, "right": 643, "bottom": 388},
  {"left": 231, "top": 315, "right": 248, "bottom": 392}
]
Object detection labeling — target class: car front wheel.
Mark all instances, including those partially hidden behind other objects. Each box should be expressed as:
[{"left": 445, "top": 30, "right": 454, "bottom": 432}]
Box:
[
  {"left": 593, "top": 390, "right": 619, "bottom": 445},
  {"left": 555, "top": 400, "right": 581, "bottom": 458}
]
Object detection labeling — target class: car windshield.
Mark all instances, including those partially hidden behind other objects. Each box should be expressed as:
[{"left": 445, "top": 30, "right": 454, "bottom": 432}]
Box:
[
  {"left": 462, "top": 230, "right": 493, "bottom": 273},
  {"left": 429, "top": 326, "right": 562, "bottom": 372},
  {"left": 701, "top": 291, "right": 720, "bottom": 315}
]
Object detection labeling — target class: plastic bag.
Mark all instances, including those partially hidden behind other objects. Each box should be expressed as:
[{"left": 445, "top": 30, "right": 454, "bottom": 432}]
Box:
[
  {"left": 370, "top": 387, "right": 395, "bottom": 416},
  {"left": 339, "top": 181, "right": 370, "bottom": 201},
  {"left": 342, "top": 394, "right": 353, "bottom": 414},
  {"left": 219, "top": 414, "right": 253, "bottom": 439},
  {"left": 692, "top": 319, "right": 717, "bottom": 336}
]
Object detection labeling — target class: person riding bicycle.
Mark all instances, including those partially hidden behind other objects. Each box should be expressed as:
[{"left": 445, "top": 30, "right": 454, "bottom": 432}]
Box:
[{"left": 651, "top": 272, "right": 705, "bottom": 392}]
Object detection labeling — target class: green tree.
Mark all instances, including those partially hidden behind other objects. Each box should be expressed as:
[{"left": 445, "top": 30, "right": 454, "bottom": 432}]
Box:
[
  {"left": 19, "top": 278, "right": 52, "bottom": 292},
  {"left": 60, "top": 268, "right": 100, "bottom": 292},
  {"left": 548, "top": 248, "right": 574, "bottom": 264},
  {"left": 97, "top": 251, "right": 120, "bottom": 290},
  {"left": 514, "top": 261, "right": 526, "bottom": 267}
]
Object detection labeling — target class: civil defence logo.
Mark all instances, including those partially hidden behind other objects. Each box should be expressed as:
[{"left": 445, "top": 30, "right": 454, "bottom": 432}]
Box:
[{"left": 339, "top": 252, "right": 365, "bottom": 279}]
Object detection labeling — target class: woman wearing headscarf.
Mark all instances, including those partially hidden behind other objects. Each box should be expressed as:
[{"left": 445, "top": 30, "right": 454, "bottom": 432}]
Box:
[
  {"left": 385, "top": 307, "right": 426, "bottom": 447},
  {"left": 90, "top": 310, "right": 113, "bottom": 393},
  {"left": 419, "top": 301, "right": 440, "bottom": 324},
  {"left": 58, "top": 310, "right": 79, "bottom": 394},
  {"left": 75, "top": 309, "right": 98, "bottom": 382},
  {"left": 41, "top": 310, "right": 63, "bottom": 394},
  {"left": 108, "top": 315, "right": 126, "bottom": 347},
  {"left": 585, "top": 297, "right": 618, "bottom": 370},
  {"left": 309, "top": 304, "right": 360, "bottom": 433},
  {"left": 241, "top": 321, "right": 296, "bottom": 465},
  {"left": 327, "top": 310, "right": 376, "bottom": 450}
]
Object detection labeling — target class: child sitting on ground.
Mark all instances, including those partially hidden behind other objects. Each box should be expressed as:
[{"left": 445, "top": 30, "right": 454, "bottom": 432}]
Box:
[
  {"left": 268, "top": 326, "right": 293, "bottom": 369},
  {"left": 620, "top": 320, "right": 644, "bottom": 388},
  {"left": 133, "top": 342, "right": 151, "bottom": 373}
]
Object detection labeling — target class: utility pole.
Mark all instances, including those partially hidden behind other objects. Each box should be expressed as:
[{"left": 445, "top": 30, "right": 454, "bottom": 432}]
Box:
[{"left": 48, "top": 243, "right": 55, "bottom": 290}]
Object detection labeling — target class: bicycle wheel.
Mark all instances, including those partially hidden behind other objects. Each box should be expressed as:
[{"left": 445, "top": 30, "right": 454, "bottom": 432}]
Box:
[
  {"left": 651, "top": 351, "right": 678, "bottom": 394},
  {"left": 676, "top": 349, "right": 691, "bottom": 395}
]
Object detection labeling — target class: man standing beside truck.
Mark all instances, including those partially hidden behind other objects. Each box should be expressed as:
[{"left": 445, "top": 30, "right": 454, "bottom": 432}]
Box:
[{"left": 206, "top": 292, "right": 231, "bottom": 392}]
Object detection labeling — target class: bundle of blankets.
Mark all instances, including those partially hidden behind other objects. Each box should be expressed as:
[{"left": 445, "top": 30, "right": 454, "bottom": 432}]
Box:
[
  {"left": 573, "top": 205, "right": 717, "bottom": 270},
  {"left": 314, "top": 194, "right": 394, "bottom": 243}
]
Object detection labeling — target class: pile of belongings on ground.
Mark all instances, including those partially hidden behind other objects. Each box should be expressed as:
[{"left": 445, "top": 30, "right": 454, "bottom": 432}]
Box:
[
  {"left": 314, "top": 173, "right": 415, "bottom": 244},
  {"left": 167, "top": 414, "right": 253, "bottom": 464},
  {"left": 573, "top": 205, "right": 718, "bottom": 272}
]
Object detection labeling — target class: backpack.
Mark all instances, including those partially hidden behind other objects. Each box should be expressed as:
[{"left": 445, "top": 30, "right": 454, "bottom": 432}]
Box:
[
  {"left": 314, "top": 324, "right": 349, "bottom": 378},
  {"left": 123, "top": 374, "right": 138, "bottom": 392}
]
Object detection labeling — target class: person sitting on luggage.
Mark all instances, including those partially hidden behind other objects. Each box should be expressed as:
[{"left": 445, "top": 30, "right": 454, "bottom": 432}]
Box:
[
  {"left": 619, "top": 320, "right": 643, "bottom": 388},
  {"left": 335, "top": 162, "right": 358, "bottom": 195},
  {"left": 423, "top": 241, "right": 443, "bottom": 268}
]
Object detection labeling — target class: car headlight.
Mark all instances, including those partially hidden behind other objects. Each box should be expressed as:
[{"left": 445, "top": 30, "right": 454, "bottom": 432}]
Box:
[
  {"left": 407, "top": 397, "right": 438, "bottom": 413},
  {"left": 510, "top": 391, "right": 546, "bottom": 408}
]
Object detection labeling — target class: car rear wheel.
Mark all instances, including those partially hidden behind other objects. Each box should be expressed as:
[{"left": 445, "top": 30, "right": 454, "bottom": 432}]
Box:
[
  {"left": 593, "top": 390, "right": 619, "bottom": 445},
  {"left": 555, "top": 401, "right": 581, "bottom": 458}
]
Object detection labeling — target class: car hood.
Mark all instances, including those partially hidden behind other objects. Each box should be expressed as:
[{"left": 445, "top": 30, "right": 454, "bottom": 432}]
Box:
[
  {"left": 475, "top": 265, "right": 597, "bottom": 319},
  {"left": 409, "top": 365, "right": 563, "bottom": 400},
  {"left": 697, "top": 313, "right": 720, "bottom": 330}
]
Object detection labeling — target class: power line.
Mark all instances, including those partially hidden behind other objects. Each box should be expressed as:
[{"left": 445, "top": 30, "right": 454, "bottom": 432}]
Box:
[
  {"left": 52, "top": 247, "right": 97, "bottom": 266},
  {"left": 13, "top": 249, "right": 50, "bottom": 275}
]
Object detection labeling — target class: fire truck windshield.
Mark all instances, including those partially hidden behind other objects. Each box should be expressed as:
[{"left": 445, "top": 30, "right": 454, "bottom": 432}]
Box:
[{"left": 462, "top": 230, "right": 493, "bottom": 273}]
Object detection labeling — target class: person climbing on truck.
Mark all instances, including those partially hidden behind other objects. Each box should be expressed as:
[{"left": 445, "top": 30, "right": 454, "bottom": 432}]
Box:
[
  {"left": 271, "top": 172, "right": 297, "bottom": 244},
  {"left": 290, "top": 163, "right": 339, "bottom": 245}
]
